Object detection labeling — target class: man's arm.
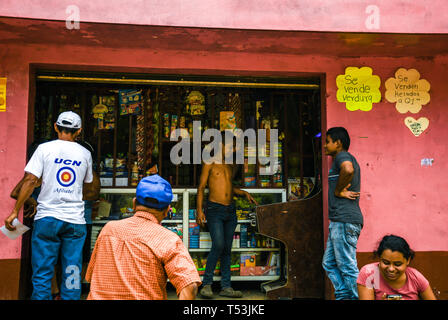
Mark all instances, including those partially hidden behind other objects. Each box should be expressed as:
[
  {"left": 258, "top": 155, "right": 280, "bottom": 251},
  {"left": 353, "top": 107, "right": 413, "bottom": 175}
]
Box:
[
  {"left": 233, "top": 187, "right": 258, "bottom": 205},
  {"left": 83, "top": 171, "right": 101, "bottom": 201},
  {"left": 5, "top": 173, "right": 39, "bottom": 231},
  {"left": 196, "top": 163, "right": 211, "bottom": 227},
  {"left": 334, "top": 160, "right": 360, "bottom": 200},
  {"left": 10, "top": 173, "right": 27, "bottom": 200},
  {"left": 178, "top": 282, "right": 199, "bottom": 300}
]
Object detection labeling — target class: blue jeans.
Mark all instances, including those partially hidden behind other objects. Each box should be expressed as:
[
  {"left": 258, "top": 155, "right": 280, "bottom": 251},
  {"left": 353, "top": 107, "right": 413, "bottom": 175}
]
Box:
[
  {"left": 31, "top": 217, "right": 86, "bottom": 300},
  {"left": 322, "top": 221, "right": 362, "bottom": 300},
  {"left": 202, "top": 201, "right": 237, "bottom": 289}
]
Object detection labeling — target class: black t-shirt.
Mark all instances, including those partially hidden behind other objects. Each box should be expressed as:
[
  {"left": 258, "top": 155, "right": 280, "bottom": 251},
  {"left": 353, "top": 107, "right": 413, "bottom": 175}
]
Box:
[{"left": 328, "top": 151, "right": 363, "bottom": 225}]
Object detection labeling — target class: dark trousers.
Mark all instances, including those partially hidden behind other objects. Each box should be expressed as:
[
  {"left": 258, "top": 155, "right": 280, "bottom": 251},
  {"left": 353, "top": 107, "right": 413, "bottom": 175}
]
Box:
[{"left": 202, "top": 201, "right": 237, "bottom": 289}]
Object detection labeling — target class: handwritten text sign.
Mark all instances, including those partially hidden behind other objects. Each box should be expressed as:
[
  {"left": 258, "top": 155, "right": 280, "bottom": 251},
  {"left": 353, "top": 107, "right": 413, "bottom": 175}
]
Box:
[
  {"left": 385, "top": 68, "right": 430, "bottom": 114},
  {"left": 336, "top": 67, "right": 381, "bottom": 111},
  {"left": 404, "top": 117, "right": 429, "bottom": 137}
]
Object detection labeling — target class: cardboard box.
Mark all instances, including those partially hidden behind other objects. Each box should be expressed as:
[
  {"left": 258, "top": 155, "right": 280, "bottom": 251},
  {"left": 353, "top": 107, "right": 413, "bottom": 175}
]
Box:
[
  {"left": 240, "top": 253, "right": 257, "bottom": 267},
  {"left": 97, "top": 200, "right": 112, "bottom": 218}
]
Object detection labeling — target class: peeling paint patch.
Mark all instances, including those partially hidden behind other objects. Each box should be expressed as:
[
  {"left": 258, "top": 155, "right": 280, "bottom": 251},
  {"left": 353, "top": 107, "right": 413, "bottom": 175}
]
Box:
[{"left": 421, "top": 158, "right": 434, "bottom": 167}]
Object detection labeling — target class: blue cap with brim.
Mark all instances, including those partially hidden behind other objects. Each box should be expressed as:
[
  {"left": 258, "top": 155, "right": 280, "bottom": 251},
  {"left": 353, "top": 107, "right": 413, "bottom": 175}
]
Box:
[{"left": 136, "top": 174, "right": 173, "bottom": 209}]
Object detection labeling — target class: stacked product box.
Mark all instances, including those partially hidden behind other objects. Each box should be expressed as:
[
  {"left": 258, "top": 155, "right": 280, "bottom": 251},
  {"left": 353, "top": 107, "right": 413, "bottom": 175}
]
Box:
[
  {"left": 240, "top": 224, "right": 248, "bottom": 248},
  {"left": 189, "top": 222, "right": 200, "bottom": 248},
  {"left": 199, "top": 232, "right": 212, "bottom": 249}
]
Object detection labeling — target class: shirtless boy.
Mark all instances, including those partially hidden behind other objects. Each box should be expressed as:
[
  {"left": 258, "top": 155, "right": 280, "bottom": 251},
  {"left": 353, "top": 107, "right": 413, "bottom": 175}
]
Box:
[{"left": 196, "top": 132, "right": 257, "bottom": 299}]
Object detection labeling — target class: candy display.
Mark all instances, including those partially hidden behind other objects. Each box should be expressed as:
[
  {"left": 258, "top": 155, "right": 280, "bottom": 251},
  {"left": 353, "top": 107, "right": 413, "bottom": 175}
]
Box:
[{"left": 118, "top": 89, "right": 142, "bottom": 115}]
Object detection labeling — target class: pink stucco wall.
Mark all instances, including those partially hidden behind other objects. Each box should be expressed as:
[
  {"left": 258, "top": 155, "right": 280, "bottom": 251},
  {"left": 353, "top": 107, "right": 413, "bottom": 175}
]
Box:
[
  {"left": 0, "top": 0, "right": 448, "bottom": 34},
  {"left": 0, "top": 21, "right": 447, "bottom": 261}
]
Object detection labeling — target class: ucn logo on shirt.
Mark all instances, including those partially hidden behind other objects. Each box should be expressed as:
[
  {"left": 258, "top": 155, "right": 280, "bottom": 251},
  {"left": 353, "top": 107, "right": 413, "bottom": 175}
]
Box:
[
  {"left": 55, "top": 158, "right": 81, "bottom": 188},
  {"left": 56, "top": 167, "right": 77, "bottom": 187}
]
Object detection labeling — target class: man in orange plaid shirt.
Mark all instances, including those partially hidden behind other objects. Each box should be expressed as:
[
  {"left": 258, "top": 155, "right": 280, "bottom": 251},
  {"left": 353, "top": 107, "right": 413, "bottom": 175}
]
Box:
[{"left": 86, "top": 174, "right": 201, "bottom": 300}]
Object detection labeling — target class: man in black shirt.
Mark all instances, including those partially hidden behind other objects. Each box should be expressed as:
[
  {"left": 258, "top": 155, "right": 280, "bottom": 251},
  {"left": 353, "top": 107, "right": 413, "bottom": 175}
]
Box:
[{"left": 322, "top": 127, "right": 363, "bottom": 300}]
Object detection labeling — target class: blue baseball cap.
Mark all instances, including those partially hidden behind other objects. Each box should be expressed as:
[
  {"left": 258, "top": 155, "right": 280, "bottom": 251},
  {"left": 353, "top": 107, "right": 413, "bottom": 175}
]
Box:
[{"left": 136, "top": 174, "right": 173, "bottom": 209}]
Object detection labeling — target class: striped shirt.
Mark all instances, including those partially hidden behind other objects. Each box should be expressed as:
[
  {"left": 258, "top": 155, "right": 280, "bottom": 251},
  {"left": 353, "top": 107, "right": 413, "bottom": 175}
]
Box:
[{"left": 86, "top": 211, "right": 201, "bottom": 300}]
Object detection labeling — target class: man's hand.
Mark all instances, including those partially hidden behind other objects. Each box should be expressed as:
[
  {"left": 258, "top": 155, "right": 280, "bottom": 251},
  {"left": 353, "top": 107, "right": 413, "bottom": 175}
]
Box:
[
  {"left": 4, "top": 211, "right": 19, "bottom": 231},
  {"left": 196, "top": 209, "right": 206, "bottom": 227},
  {"left": 245, "top": 192, "right": 258, "bottom": 205},
  {"left": 6, "top": 172, "right": 39, "bottom": 230},
  {"left": 23, "top": 198, "right": 38, "bottom": 219},
  {"left": 335, "top": 183, "right": 360, "bottom": 200}
]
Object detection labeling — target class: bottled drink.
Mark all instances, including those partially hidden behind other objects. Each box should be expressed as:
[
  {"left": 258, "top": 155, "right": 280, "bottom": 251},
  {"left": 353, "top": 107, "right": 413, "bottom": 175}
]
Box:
[{"left": 131, "top": 162, "right": 139, "bottom": 186}]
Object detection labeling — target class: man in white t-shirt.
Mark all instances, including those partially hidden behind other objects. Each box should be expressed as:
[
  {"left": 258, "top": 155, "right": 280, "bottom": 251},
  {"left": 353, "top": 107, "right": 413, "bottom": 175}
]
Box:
[{"left": 5, "top": 111, "right": 93, "bottom": 300}]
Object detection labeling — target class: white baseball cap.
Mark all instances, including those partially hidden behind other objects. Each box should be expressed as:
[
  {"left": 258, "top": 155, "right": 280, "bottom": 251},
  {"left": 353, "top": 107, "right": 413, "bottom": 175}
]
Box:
[{"left": 56, "top": 111, "right": 82, "bottom": 129}]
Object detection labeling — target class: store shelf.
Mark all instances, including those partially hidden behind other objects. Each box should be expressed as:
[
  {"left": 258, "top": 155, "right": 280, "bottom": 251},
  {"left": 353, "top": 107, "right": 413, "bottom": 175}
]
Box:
[
  {"left": 92, "top": 220, "right": 114, "bottom": 225},
  {"left": 162, "top": 220, "right": 183, "bottom": 224},
  {"left": 168, "top": 275, "right": 280, "bottom": 283}
]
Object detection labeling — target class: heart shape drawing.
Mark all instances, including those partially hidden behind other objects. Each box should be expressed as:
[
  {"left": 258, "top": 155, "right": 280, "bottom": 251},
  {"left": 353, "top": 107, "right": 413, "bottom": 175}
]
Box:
[{"left": 404, "top": 117, "right": 429, "bottom": 137}]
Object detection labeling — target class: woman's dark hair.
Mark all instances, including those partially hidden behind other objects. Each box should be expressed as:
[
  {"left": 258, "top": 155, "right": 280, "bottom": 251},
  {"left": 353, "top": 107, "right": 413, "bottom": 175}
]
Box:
[
  {"left": 326, "top": 127, "right": 350, "bottom": 151},
  {"left": 374, "top": 235, "right": 415, "bottom": 261}
]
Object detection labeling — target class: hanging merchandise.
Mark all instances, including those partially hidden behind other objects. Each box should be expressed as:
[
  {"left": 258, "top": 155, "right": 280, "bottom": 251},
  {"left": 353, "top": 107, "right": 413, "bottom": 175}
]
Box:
[
  {"left": 260, "top": 119, "right": 271, "bottom": 142},
  {"left": 44, "top": 95, "right": 54, "bottom": 140},
  {"left": 131, "top": 162, "right": 139, "bottom": 186},
  {"left": 92, "top": 96, "right": 108, "bottom": 120},
  {"left": 93, "top": 96, "right": 115, "bottom": 130},
  {"left": 152, "top": 90, "right": 159, "bottom": 158},
  {"left": 119, "top": 89, "right": 142, "bottom": 115},
  {"left": 188, "top": 121, "right": 193, "bottom": 138},
  {"left": 273, "top": 142, "right": 283, "bottom": 187},
  {"left": 244, "top": 146, "right": 257, "bottom": 187},
  {"left": 185, "top": 90, "right": 205, "bottom": 116},
  {"left": 220, "top": 111, "right": 236, "bottom": 131},
  {"left": 229, "top": 93, "right": 242, "bottom": 129},
  {"left": 170, "top": 114, "right": 178, "bottom": 137},
  {"left": 179, "top": 116, "right": 186, "bottom": 128},
  {"left": 163, "top": 113, "right": 170, "bottom": 138},
  {"left": 59, "top": 94, "right": 69, "bottom": 111},
  {"left": 256, "top": 101, "right": 263, "bottom": 124},
  {"left": 145, "top": 89, "right": 155, "bottom": 172},
  {"left": 178, "top": 116, "right": 189, "bottom": 138},
  {"left": 136, "top": 111, "right": 145, "bottom": 172}
]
